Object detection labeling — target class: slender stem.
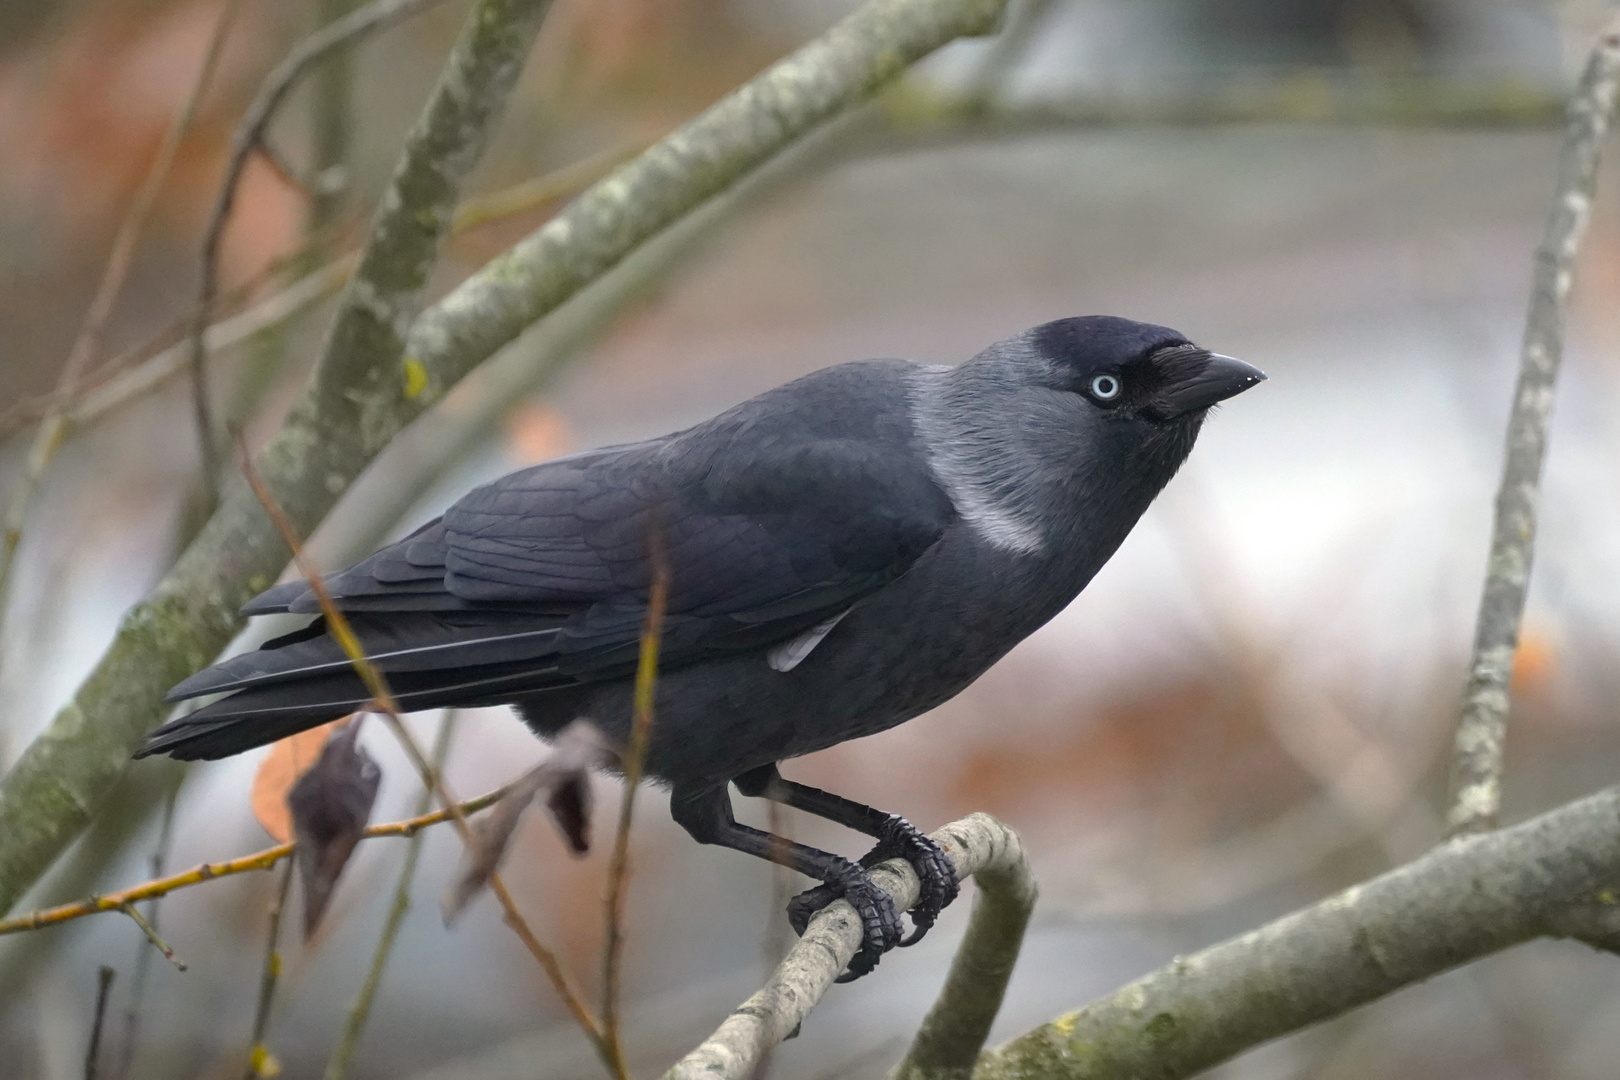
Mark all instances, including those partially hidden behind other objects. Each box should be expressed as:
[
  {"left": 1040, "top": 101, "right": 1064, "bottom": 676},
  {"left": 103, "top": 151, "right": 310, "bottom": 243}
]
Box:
[
  {"left": 238, "top": 444, "right": 609, "bottom": 1054},
  {"left": 119, "top": 904, "right": 187, "bottom": 972},
  {"left": 0, "top": 0, "right": 243, "bottom": 650},
  {"left": 84, "top": 966, "right": 116, "bottom": 1080},
  {"left": 600, "top": 548, "right": 671, "bottom": 1078},
  {"left": 186, "top": 0, "right": 457, "bottom": 499},
  {"left": 1444, "top": 16, "right": 1620, "bottom": 835},
  {"left": 0, "top": 784, "right": 513, "bottom": 936},
  {"left": 112, "top": 782, "right": 179, "bottom": 1080},
  {"left": 242, "top": 863, "right": 294, "bottom": 1080},
  {"left": 322, "top": 713, "right": 455, "bottom": 1080}
]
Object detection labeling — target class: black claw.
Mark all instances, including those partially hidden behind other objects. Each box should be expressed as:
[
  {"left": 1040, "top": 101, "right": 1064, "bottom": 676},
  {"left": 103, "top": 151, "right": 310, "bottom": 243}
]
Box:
[
  {"left": 862, "top": 816, "right": 958, "bottom": 948},
  {"left": 786, "top": 882, "right": 839, "bottom": 936},
  {"left": 898, "top": 829, "right": 959, "bottom": 946},
  {"left": 786, "top": 865, "right": 902, "bottom": 982},
  {"left": 782, "top": 818, "right": 959, "bottom": 980}
]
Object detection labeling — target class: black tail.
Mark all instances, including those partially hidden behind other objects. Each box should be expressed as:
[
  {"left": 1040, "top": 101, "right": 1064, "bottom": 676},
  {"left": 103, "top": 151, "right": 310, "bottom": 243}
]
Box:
[{"left": 136, "top": 611, "right": 575, "bottom": 761}]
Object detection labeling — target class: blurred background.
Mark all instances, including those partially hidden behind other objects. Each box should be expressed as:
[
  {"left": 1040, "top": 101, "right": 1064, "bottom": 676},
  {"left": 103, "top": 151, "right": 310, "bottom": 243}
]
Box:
[{"left": 3, "top": 0, "right": 1620, "bottom": 1077}]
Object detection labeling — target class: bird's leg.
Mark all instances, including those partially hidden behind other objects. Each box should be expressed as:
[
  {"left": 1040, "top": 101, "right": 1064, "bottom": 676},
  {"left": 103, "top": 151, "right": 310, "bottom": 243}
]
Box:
[
  {"left": 669, "top": 784, "right": 903, "bottom": 980},
  {"left": 732, "top": 764, "right": 959, "bottom": 949}
]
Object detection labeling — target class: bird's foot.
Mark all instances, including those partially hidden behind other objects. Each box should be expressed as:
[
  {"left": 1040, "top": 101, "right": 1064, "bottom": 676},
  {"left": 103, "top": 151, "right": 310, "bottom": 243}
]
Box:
[
  {"left": 868, "top": 816, "right": 959, "bottom": 946},
  {"left": 787, "top": 864, "right": 903, "bottom": 982},
  {"left": 785, "top": 817, "right": 959, "bottom": 978}
]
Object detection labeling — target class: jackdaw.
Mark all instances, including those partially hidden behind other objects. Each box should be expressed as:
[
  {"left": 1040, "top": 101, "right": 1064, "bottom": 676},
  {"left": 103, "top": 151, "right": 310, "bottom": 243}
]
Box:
[{"left": 138, "top": 315, "right": 1264, "bottom": 978}]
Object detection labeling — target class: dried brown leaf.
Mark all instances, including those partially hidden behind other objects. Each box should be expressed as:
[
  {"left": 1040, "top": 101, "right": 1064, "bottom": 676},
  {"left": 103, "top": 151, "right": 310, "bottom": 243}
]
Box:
[
  {"left": 442, "top": 721, "right": 610, "bottom": 922},
  {"left": 289, "top": 718, "right": 381, "bottom": 938},
  {"left": 250, "top": 720, "right": 342, "bottom": 844}
]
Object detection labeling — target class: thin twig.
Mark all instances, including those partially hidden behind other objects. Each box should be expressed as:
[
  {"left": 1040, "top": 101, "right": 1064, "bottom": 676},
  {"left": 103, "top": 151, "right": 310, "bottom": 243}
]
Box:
[
  {"left": 241, "top": 863, "right": 294, "bottom": 1080},
  {"left": 186, "top": 0, "right": 455, "bottom": 498},
  {"left": 235, "top": 440, "right": 609, "bottom": 1053},
  {"left": 449, "top": 142, "right": 646, "bottom": 232},
  {"left": 1444, "top": 16, "right": 1620, "bottom": 835},
  {"left": 0, "top": 0, "right": 243, "bottom": 631},
  {"left": 113, "top": 781, "right": 179, "bottom": 1080},
  {"left": 0, "top": 144, "right": 633, "bottom": 444},
  {"left": 321, "top": 711, "right": 455, "bottom": 1080},
  {"left": 0, "top": 784, "right": 513, "bottom": 936},
  {"left": 118, "top": 903, "right": 186, "bottom": 973},
  {"left": 84, "top": 966, "right": 116, "bottom": 1080},
  {"left": 600, "top": 540, "right": 670, "bottom": 1078},
  {"left": 957, "top": 0, "right": 1053, "bottom": 111},
  {"left": 254, "top": 137, "right": 317, "bottom": 200}
]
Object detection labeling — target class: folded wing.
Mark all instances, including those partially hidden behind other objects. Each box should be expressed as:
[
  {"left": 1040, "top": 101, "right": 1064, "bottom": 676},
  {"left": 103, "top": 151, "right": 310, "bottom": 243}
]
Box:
[{"left": 140, "top": 366, "right": 952, "bottom": 760}]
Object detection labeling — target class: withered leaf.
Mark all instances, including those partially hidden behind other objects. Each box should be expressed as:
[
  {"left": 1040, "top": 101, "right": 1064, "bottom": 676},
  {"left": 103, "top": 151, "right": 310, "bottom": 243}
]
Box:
[
  {"left": 442, "top": 720, "right": 611, "bottom": 923},
  {"left": 289, "top": 718, "right": 381, "bottom": 939},
  {"left": 250, "top": 721, "right": 341, "bottom": 844}
]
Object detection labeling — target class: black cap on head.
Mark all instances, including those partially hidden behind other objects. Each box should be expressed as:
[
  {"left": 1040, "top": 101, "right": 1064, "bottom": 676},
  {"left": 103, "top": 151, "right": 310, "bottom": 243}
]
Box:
[{"left": 1031, "top": 316, "right": 1190, "bottom": 376}]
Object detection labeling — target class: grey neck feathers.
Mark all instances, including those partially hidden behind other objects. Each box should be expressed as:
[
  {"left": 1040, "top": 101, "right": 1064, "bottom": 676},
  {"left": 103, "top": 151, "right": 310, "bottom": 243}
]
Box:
[{"left": 907, "top": 335, "right": 1202, "bottom": 564}]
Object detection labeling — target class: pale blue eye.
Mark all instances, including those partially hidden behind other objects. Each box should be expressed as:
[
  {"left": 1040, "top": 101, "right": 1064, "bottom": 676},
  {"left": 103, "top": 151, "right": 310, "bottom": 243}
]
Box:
[{"left": 1090, "top": 374, "right": 1121, "bottom": 400}]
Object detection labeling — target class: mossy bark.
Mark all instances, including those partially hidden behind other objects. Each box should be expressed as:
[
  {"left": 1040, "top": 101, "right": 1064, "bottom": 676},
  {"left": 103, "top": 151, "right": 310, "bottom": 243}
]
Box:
[{"left": 971, "top": 787, "right": 1620, "bottom": 1079}]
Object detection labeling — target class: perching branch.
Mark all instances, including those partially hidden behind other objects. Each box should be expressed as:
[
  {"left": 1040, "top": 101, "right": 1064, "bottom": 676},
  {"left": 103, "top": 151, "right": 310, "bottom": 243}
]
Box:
[
  {"left": 0, "top": 0, "right": 1008, "bottom": 922},
  {"left": 1444, "top": 15, "right": 1620, "bottom": 835},
  {"left": 892, "top": 828, "right": 1037, "bottom": 1080},
  {"left": 970, "top": 785, "right": 1620, "bottom": 1080},
  {"left": 664, "top": 814, "right": 1030, "bottom": 1080}
]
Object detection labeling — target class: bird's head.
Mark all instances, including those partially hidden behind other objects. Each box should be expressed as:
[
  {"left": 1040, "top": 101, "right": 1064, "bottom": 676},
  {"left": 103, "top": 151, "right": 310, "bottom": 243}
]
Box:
[{"left": 1025, "top": 315, "right": 1265, "bottom": 423}]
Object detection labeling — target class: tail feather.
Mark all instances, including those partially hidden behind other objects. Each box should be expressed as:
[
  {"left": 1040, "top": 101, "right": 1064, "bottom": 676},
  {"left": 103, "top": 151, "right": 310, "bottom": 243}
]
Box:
[
  {"left": 137, "top": 656, "right": 581, "bottom": 761},
  {"left": 165, "top": 612, "right": 566, "bottom": 702}
]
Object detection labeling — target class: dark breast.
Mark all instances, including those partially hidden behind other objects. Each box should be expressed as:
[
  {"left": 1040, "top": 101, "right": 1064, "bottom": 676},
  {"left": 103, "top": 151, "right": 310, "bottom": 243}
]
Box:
[{"left": 551, "top": 521, "right": 1089, "bottom": 789}]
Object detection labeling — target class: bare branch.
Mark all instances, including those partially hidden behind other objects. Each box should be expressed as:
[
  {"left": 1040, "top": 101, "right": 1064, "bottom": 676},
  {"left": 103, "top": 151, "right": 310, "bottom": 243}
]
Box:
[
  {"left": 1445, "top": 17, "right": 1620, "bottom": 835},
  {"left": 85, "top": 966, "right": 116, "bottom": 1080},
  {"left": 242, "top": 864, "right": 293, "bottom": 1080},
  {"left": 0, "top": 0, "right": 1005, "bottom": 925},
  {"left": 321, "top": 712, "right": 455, "bottom": 1080},
  {"left": 237, "top": 429, "right": 606, "bottom": 1046},
  {"left": 972, "top": 786, "right": 1620, "bottom": 1080},
  {"left": 0, "top": 783, "right": 515, "bottom": 936},
  {"left": 0, "top": 0, "right": 243, "bottom": 648},
  {"left": 185, "top": 0, "right": 457, "bottom": 497},
  {"left": 19, "top": 143, "right": 627, "bottom": 444},
  {"left": 665, "top": 814, "right": 1030, "bottom": 1080},
  {"left": 118, "top": 903, "right": 186, "bottom": 973},
  {"left": 892, "top": 831, "right": 1036, "bottom": 1080},
  {"left": 600, "top": 547, "right": 671, "bottom": 1078}
]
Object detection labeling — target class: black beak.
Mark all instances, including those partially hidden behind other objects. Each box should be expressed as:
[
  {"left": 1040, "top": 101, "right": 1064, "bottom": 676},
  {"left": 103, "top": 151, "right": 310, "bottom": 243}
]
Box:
[{"left": 1160, "top": 353, "right": 1266, "bottom": 415}]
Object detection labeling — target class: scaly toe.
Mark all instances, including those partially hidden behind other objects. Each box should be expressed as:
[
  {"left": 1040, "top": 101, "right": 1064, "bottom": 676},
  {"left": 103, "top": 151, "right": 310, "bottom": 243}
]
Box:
[{"left": 787, "top": 882, "right": 842, "bottom": 937}]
